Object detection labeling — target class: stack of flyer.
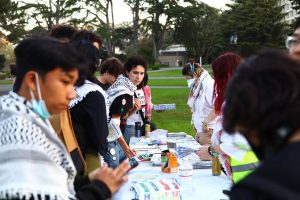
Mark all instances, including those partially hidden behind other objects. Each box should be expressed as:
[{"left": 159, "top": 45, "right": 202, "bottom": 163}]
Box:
[
  {"left": 153, "top": 104, "right": 176, "bottom": 111},
  {"left": 131, "top": 178, "right": 180, "bottom": 200}
]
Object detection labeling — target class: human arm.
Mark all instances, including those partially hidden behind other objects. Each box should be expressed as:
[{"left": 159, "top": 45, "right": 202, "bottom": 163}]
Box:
[
  {"left": 202, "top": 109, "right": 217, "bottom": 133},
  {"left": 128, "top": 98, "right": 141, "bottom": 117},
  {"left": 111, "top": 114, "right": 136, "bottom": 158},
  {"left": 109, "top": 95, "right": 136, "bottom": 157},
  {"left": 76, "top": 159, "right": 130, "bottom": 200}
]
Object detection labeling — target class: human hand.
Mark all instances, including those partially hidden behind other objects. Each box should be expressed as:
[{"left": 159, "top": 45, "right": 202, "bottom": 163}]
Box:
[
  {"left": 88, "top": 160, "right": 130, "bottom": 194},
  {"left": 202, "top": 121, "right": 210, "bottom": 133},
  {"left": 134, "top": 98, "right": 141, "bottom": 111},
  {"left": 124, "top": 147, "right": 136, "bottom": 158},
  {"left": 196, "top": 146, "right": 211, "bottom": 161}
]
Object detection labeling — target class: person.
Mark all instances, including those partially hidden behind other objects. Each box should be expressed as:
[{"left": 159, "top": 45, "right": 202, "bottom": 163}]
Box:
[
  {"left": 197, "top": 52, "right": 259, "bottom": 183},
  {"left": 71, "top": 30, "right": 102, "bottom": 50},
  {"left": 142, "top": 73, "right": 154, "bottom": 121},
  {"left": 49, "top": 24, "right": 78, "bottom": 43},
  {"left": 97, "top": 57, "right": 124, "bottom": 90},
  {"left": 0, "top": 37, "right": 130, "bottom": 200},
  {"left": 286, "top": 17, "right": 300, "bottom": 62},
  {"left": 123, "top": 56, "right": 148, "bottom": 144},
  {"left": 105, "top": 74, "right": 137, "bottom": 168},
  {"left": 68, "top": 40, "right": 109, "bottom": 174},
  {"left": 223, "top": 50, "right": 300, "bottom": 199},
  {"left": 181, "top": 59, "right": 216, "bottom": 145}
]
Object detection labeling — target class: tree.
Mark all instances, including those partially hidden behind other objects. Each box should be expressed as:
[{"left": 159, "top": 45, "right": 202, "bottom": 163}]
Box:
[
  {"left": 140, "top": 0, "right": 198, "bottom": 61},
  {"left": 220, "top": 0, "right": 287, "bottom": 57},
  {"left": 124, "top": 0, "right": 143, "bottom": 55},
  {"left": 23, "top": 0, "right": 82, "bottom": 30},
  {"left": 0, "top": 55, "right": 6, "bottom": 71},
  {"left": 173, "top": 3, "right": 221, "bottom": 63},
  {"left": 0, "top": 38, "right": 15, "bottom": 67},
  {"left": 83, "top": 0, "right": 116, "bottom": 55},
  {"left": 0, "top": 0, "right": 27, "bottom": 42}
]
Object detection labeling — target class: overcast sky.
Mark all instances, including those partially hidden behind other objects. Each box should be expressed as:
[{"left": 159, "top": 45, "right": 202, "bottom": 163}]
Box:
[{"left": 113, "top": 0, "right": 233, "bottom": 24}]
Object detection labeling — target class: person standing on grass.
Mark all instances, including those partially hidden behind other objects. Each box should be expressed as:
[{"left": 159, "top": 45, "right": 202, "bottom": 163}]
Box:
[
  {"left": 197, "top": 52, "right": 259, "bottom": 184},
  {"left": 122, "top": 56, "right": 148, "bottom": 144},
  {"left": 182, "top": 59, "right": 216, "bottom": 145},
  {"left": 0, "top": 37, "right": 130, "bottom": 200}
]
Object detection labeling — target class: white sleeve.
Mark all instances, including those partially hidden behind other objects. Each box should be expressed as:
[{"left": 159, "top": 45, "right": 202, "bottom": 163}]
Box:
[
  {"left": 108, "top": 118, "right": 123, "bottom": 140},
  {"left": 220, "top": 132, "right": 248, "bottom": 161}
]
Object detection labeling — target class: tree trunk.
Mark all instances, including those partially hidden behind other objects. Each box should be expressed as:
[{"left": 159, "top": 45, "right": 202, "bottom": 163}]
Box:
[
  {"left": 132, "top": 0, "right": 139, "bottom": 55},
  {"left": 110, "top": 0, "right": 115, "bottom": 55},
  {"left": 105, "top": 0, "right": 112, "bottom": 55},
  {"left": 55, "top": 0, "right": 60, "bottom": 25}
]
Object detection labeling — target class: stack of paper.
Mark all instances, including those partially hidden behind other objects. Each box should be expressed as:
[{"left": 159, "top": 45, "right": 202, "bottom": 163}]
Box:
[{"left": 131, "top": 178, "right": 180, "bottom": 200}]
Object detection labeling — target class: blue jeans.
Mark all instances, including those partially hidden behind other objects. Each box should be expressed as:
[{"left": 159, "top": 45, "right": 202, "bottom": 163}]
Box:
[
  {"left": 103, "top": 140, "right": 126, "bottom": 169},
  {"left": 124, "top": 125, "right": 135, "bottom": 145}
]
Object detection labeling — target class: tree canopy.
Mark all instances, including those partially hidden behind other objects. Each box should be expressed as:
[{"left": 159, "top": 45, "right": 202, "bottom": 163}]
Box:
[{"left": 220, "top": 0, "right": 287, "bottom": 57}]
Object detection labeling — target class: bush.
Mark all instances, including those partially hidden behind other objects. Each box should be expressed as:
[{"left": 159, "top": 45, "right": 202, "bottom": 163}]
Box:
[
  {"left": 0, "top": 72, "right": 6, "bottom": 80},
  {"left": 0, "top": 55, "right": 6, "bottom": 71},
  {"left": 152, "top": 66, "right": 160, "bottom": 70}
]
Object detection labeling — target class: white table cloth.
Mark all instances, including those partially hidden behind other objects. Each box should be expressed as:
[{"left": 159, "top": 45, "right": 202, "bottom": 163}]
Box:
[{"left": 113, "top": 162, "right": 231, "bottom": 200}]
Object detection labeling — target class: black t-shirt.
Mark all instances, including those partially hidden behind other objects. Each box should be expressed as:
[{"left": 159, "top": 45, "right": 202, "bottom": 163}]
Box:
[
  {"left": 96, "top": 79, "right": 111, "bottom": 91},
  {"left": 70, "top": 91, "right": 109, "bottom": 157},
  {"left": 109, "top": 94, "right": 133, "bottom": 118}
]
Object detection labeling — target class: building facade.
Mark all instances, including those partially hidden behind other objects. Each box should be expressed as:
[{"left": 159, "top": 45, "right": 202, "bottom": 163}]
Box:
[{"left": 278, "top": 0, "right": 299, "bottom": 24}]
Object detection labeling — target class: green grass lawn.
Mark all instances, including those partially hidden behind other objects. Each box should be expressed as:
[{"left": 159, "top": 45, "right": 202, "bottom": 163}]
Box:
[
  {"left": 148, "top": 79, "right": 186, "bottom": 86},
  {"left": 0, "top": 79, "right": 13, "bottom": 84},
  {"left": 148, "top": 69, "right": 182, "bottom": 77},
  {"left": 150, "top": 88, "right": 195, "bottom": 137}
]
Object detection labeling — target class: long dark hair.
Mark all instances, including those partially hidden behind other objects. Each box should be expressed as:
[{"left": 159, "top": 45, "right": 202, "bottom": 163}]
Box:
[{"left": 71, "top": 40, "right": 99, "bottom": 86}]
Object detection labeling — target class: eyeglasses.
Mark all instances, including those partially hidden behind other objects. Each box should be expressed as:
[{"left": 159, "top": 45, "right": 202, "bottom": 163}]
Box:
[{"left": 285, "top": 36, "right": 300, "bottom": 50}]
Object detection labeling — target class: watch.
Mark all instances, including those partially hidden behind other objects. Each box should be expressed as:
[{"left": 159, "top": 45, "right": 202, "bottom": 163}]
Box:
[{"left": 208, "top": 146, "right": 219, "bottom": 156}]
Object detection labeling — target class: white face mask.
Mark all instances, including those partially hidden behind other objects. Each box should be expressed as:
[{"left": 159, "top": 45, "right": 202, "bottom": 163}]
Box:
[{"left": 187, "top": 78, "right": 195, "bottom": 88}]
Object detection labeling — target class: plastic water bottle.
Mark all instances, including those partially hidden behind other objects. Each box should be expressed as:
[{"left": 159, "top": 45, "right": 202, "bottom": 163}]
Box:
[{"left": 178, "top": 161, "right": 194, "bottom": 199}]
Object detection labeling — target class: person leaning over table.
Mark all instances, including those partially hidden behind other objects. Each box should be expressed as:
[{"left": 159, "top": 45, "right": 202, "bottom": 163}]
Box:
[
  {"left": 197, "top": 52, "right": 259, "bottom": 183},
  {"left": 97, "top": 57, "right": 124, "bottom": 91},
  {"left": 0, "top": 37, "right": 130, "bottom": 200},
  {"left": 223, "top": 50, "right": 300, "bottom": 199},
  {"left": 181, "top": 59, "right": 216, "bottom": 145},
  {"left": 105, "top": 74, "right": 137, "bottom": 168},
  {"left": 68, "top": 40, "right": 110, "bottom": 174}
]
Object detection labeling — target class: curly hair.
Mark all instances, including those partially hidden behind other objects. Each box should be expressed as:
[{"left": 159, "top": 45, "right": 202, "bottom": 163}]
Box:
[
  {"left": 223, "top": 49, "right": 300, "bottom": 151},
  {"left": 124, "top": 56, "right": 147, "bottom": 89},
  {"left": 99, "top": 57, "right": 124, "bottom": 77},
  {"left": 49, "top": 24, "right": 78, "bottom": 42},
  {"left": 212, "top": 52, "right": 241, "bottom": 115}
]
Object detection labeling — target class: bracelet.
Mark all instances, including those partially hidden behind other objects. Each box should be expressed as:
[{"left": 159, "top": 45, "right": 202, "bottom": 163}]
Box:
[{"left": 208, "top": 146, "right": 219, "bottom": 157}]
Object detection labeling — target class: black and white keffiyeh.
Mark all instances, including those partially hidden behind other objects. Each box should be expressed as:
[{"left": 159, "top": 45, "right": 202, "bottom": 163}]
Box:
[
  {"left": 106, "top": 75, "right": 136, "bottom": 142},
  {"left": 187, "top": 70, "right": 209, "bottom": 112},
  {"left": 0, "top": 92, "right": 76, "bottom": 200},
  {"left": 106, "top": 75, "right": 136, "bottom": 107},
  {"left": 69, "top": 80, "right": 109, "bottom": 121}
]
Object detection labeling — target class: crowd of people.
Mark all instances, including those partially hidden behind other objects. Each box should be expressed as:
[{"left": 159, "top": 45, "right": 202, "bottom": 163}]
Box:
[{"left": 1, "top": 17, "right": 300, "bottom": 199}]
